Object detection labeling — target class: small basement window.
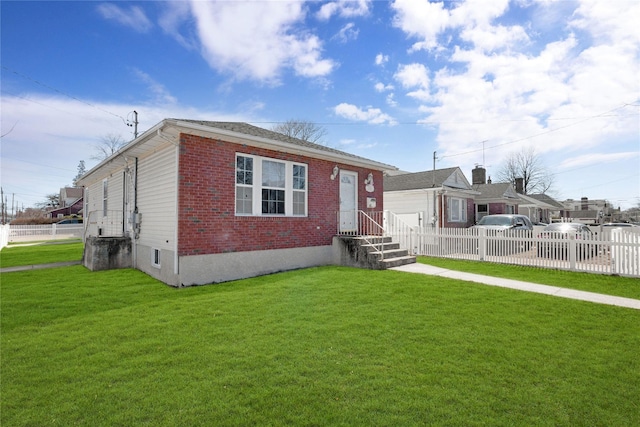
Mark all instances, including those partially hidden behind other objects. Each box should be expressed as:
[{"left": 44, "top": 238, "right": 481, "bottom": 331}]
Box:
[{"left": 152, "top": 248, "right": 161, "bottom": 268}]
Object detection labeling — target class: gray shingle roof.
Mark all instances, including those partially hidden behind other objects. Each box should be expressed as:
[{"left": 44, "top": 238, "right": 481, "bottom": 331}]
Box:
[
  {"left": 173, "top": 119, "right": 386, "bottom": 167},
  {"left": 383, "top": 167, "right": 460, "bottom": 192},
  {"left": 528, "top": 193, "right": 565, "bottom": 209},
  {"left": 472, "top": 182, "right": 519, "bottom": 200}
]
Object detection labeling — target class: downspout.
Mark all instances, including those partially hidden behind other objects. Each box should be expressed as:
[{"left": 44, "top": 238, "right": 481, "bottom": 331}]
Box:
[
  {"left": 122, "top": 171, "right": 126, "bottom": 236},
  {"left": 132, "top": 157, "right": 139, "bottom": 268},
  {"left": 174, "top": 146, "right": 180, "bottom": 278}
]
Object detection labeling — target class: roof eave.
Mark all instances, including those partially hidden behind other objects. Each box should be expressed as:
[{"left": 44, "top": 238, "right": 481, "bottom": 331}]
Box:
[
  {"left": 169, "top": 119, "right": 397, "bottom": 171},
  {"left": 77, "top": 120, "right": 168, "bottom": 186}
]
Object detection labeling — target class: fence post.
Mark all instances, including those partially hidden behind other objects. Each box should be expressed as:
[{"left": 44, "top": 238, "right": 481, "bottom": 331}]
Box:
[
  {"left": 52, "top": 223, "right": 57, "bottom": 237},
  {"left": 568, "top": 234, "right": 577, "bottom": 271},
  {"left": 478, "top": 228, "right": 486, "bottom": 261}
]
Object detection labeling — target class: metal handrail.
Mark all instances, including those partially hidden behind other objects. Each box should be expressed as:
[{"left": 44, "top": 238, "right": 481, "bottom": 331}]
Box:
[{"left": 337, "top": 210, "right": 388, "bottom": 259}]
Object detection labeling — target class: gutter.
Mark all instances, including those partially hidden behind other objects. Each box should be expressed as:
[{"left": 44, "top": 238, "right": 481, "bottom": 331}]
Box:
[{"left": 168, "top": 119, "right": 398, "bottom": 172}]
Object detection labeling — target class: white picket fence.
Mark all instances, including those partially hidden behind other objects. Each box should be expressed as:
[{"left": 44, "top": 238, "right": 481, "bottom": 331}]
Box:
[
  {"left": 0, "top": 224, "right": 9, "bottom": 250},
  {"left": 384, "top": 212, "right": 640, "bottom": 278},
  {"left": 3, "top": 224, "right": 84, "bottom": 246}
]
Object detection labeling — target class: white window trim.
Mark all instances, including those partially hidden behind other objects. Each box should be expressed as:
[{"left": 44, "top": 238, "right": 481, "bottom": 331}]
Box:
[
  {"left": 448, "top": 197, "right": 467, "bottom": 223},
  {"left": 151, "top": 248, "right": 161, "bottom": 268},
  {"left": 235, "top": 154, "right": 308, "bottom": 217}
]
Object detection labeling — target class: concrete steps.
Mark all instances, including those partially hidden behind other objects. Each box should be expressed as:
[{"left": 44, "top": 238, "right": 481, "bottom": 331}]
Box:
[{"left": 336, "top": 236, "right": 416, "bottom": 270}]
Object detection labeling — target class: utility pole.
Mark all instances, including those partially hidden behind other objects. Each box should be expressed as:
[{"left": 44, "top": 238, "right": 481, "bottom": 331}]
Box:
[
  {"left": 128, "top": 110, "right": 139, "bottom": 139},
  {"left": 1, "top": 187, "right": 4, "bottom": 224},
  {"left": 133, "top": 110, "right": 138, "bottom": 138}
]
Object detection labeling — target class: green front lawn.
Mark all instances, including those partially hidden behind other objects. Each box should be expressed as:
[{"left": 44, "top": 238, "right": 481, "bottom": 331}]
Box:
[
  {"left": 0, "top": 241, "right": 84, "bottom": 268},
  {"left": 2, "top": 265, "right": 639, "bottom": 426}
]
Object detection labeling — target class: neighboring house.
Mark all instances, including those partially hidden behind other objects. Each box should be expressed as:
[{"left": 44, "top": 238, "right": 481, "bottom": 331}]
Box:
[
  {"left": 46, "top": 187, "right": 84, "bottom": 219},
  {"left": 517, "top": 193, "right": 556, "bottom": 224},
  {"left": 77, "top": 119, "right": 396, "bottom": 286},
  {"left": 61, "top": 187, "right": 83, "bottom": 207},
  {"left": 559, "top": 197, "right": 620, "bottom": 224},
  {"left": 526, "top": 193, "right": 565, "bottom": 223},
  {"left": 383, "top": 167, "right": 477, "bottom": 228},
  {"left": 470, "top": 167, "right": 520, "bottom": 221}
]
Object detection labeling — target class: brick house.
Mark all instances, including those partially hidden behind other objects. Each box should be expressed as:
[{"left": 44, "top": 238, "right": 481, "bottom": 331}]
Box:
[
  {"left": 470, "top": 167, "right": 520, "bottom": 221},
  {"left": 77, "top": 119, "right": 396, "bottom": 286}
]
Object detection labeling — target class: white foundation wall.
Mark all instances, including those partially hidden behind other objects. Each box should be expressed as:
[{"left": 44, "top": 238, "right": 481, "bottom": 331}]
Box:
[
  {"left": 135, "top": 243, "right": 180, "bottom": 286},
  {"left": 178, "top": 245, "right": 334, "bottom": 286}
]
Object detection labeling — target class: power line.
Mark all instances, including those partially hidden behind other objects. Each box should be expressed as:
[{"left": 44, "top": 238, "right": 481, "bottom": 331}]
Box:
[
  {"left": 439, "top": 102, "right": 637, "bottom": 160},
  {"left": 2, "top": 65, "right": 129, "bottom": 125}
]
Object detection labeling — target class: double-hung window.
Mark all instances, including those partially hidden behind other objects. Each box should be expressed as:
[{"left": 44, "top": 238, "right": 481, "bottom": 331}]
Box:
[
  {"left": 448, "top": 197, "right": 467, "bottom": 222},
  {"left": 236, "top": 156, "right": 253, "bottom": 214},
  {"left": 235, "top": 154, "right": 307, "bottom": 217}
]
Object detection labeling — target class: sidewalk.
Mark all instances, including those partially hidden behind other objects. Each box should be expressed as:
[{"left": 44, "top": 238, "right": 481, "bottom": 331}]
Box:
[
  {"left": 0, "top": 261, "right": 82, "bottom": 273},
  {"left": 391, "top": 263, "right": 640, "bottom": 310}
]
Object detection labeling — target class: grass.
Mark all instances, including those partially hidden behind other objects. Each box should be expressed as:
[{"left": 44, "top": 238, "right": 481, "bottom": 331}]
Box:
[
  {"left": 2, "top": 252, "right": 639, "bottom": 426},
  {"left": 418, "top": 256, "right": 640, "bottom": 300},
  {"left": 0, "top": 241, "right": 84, "bottom": 268}
]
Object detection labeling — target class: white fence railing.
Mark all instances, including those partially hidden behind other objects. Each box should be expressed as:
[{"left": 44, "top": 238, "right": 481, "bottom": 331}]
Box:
[
  {"left": 85, "top": 210, "right": 126, "bottom": 238},
  {"left": 337, "top": 211, "right": 389, "bottom": 259},
  {"left": 383, "top": 211, "right": 640, "bottom": 278},
  {"left": 1, "top": 224, "right": 9, "bottom": 250},
  {"left": 6, "top": 224, "right": 84, "bottom": 244}
]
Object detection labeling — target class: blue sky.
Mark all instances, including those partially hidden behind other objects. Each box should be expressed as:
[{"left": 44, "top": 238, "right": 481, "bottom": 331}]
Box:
[{"left": 2, "top": 0, "right": 639, "bottom": 211}]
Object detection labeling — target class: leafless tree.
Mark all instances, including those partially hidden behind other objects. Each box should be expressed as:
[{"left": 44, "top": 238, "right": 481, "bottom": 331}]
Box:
[
  {"left": 36, "top": 193, "right": 60, "bottom": 209},
  {"left": 91, "top": 133, "right": 128, "bottom": 161},
  {"left": 496, "top": 147, "right": 555, "bottom": 195},
  {"left": 271, "top": 119, "right": 328, "bottom": 145}
]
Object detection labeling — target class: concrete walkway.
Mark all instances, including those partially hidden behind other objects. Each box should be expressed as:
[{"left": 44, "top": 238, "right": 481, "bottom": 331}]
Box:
[
  {"left": 391, "top": 263, "right": 640, "bottom": 310},
  {"left": 0, "top": 261, "right": 82, "bottom": 273}
]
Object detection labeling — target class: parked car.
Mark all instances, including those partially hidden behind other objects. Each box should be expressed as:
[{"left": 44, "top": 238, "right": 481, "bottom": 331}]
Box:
[
  {"left": 601, "top": 223, "right": 639, "bottom": 229},
  {"left": 472, "top": 214, "right": 534, "bottom": 254},
  {"left": 56, "top": 218, "right": 83, "bottom": 224},
  {"left": 537, "top": 222, "right": 595, "bottom": 260},
  {"left": 472, "top": 214, "right": 534, "bottom": 231}
]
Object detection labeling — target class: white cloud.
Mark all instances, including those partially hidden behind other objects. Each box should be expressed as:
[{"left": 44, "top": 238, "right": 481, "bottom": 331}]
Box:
[
  {"left": 158, "top": 1, "right": 197, "bottom": 49},
  {"left": 389, "top": 0, "right": 640, "bottom": 176},
  {"left": 386, "top": 93, "right": 398, "bottom": 107},
  {"left": 392, "top": 0, "right": 521, "bottom": 53},
  {"left": 374, "top": 82, "right": 394, "bottom": 92},
  {"left": 316, "top": 0, "right": 371, "bottom": 20},
  {"left": 391, "top": 0, "right": 450, "bottom": 51},
  {"left": 394, "top": 63, "right": 431, "bottom": 101},
  {"left": 333, "top": 103, "right": 397, "bottom": 125},
  {"left": 332, "top": 22, "right": 359, "bottom": 43},
  {"left": 394, "top": 63, "right": 430, "bottom": 89},
  {"left": 184, "top": 1, "right": 335, "bottom": 83},
  {"left": 559, "top": 152, "right": 640, "bottom": 169},
  {"left": 0, "top": 94, "right": 259, "bottom": 207},
  {"left": 375, "top": 53, "right": 389, "bottom": 66},
  {"left": 132, "top": 69, "right": 177, "bottom": 105},
  {"left": 97, "top": 3, "right": 152, "bottom": 33}
]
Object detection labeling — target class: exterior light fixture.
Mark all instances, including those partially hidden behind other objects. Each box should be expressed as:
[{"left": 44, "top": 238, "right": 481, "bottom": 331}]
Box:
[
  {"left": 364, "top": 172, "right": 374, "bottom": 192},
  {"left": 330, "top": 165, "right": 339, "bottom": 180}
]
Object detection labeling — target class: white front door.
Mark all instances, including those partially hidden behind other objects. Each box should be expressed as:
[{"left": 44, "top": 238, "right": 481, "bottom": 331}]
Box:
[{"left": 339, "top": 170, "right": 358, "bottom": 232}]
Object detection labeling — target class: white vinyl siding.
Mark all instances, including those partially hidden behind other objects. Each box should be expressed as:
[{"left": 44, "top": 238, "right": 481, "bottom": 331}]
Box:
[{"left": 136, "top": 146, "right": 178, "bottom": 250}]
